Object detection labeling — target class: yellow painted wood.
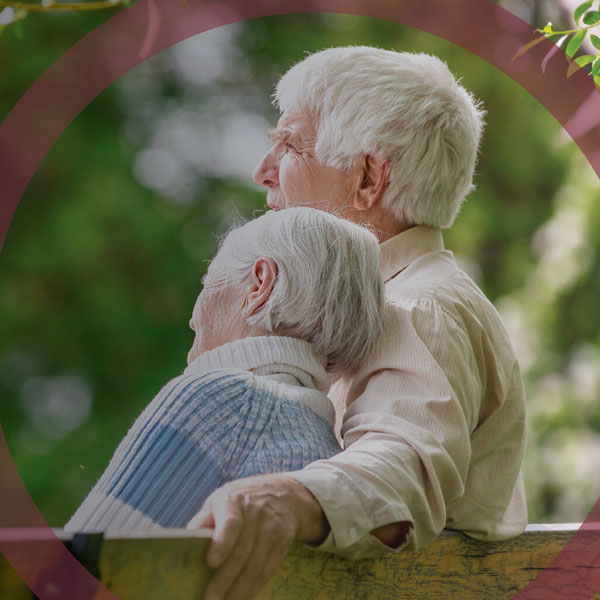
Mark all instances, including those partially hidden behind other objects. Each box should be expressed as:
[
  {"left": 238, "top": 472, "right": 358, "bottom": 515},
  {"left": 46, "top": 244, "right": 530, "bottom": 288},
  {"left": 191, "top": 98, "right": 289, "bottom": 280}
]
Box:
[
  {"left": 0, "top": 557, "right": 32, "bottom": 600},
  {"left": 1, "top": 525, "right": 599, "bottom": 599},
  {"left": 257, "top": 528, "right": 575, "bottom": 600},
  {"left": 100, "top": 532, "right": 212, "bottom": 599}
]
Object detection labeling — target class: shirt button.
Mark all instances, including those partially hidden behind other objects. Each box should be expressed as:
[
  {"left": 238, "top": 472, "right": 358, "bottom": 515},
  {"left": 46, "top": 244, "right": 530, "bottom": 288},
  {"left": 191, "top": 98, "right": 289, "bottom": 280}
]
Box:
[{"left": 349, "top": 527, "right": 358, "bottom": 540}]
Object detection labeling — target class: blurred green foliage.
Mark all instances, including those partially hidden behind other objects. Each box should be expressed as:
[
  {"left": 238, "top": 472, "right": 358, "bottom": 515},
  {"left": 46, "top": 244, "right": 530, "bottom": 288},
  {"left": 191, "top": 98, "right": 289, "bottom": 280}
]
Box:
[{"left": 1, "top": 11, "right": 599, "bottom": 528}]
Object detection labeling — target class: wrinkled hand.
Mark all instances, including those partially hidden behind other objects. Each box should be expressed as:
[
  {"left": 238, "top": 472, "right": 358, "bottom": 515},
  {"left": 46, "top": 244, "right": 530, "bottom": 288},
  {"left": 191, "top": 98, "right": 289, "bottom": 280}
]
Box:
[{"left": 186, "top": 473, "right": 329, "bottom": 600}]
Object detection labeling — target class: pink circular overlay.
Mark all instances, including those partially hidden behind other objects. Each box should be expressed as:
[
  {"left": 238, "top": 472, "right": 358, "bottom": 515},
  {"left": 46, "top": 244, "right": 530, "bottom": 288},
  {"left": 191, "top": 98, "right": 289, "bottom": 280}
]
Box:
[{"left": 0, "top": 0, "right": 599, "bottom": 598}]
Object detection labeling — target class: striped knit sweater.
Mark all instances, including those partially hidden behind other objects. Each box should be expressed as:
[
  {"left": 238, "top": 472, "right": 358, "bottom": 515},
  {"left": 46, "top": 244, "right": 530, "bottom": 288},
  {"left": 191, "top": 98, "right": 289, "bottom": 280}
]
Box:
[{"left": 65, "top": 336, "right": 341, "bottom": 532}]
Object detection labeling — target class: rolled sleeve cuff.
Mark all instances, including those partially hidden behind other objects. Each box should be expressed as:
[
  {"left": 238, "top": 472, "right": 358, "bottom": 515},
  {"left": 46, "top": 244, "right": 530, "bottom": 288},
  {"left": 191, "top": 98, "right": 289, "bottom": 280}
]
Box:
[{"left": 285, "top": 465, "right": 412, "bottom": 560}]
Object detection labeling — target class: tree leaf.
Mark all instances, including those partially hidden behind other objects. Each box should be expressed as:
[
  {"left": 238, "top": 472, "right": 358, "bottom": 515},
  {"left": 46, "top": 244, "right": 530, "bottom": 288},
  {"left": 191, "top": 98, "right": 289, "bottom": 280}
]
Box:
[
  {"left": 574, "top": 0, "right": 594, "bottom": 24},
  {"left": 542, "top": 35, "right": 568, "bottom": 73},
  {"left": 582, "top": 10, "right": 600, "bottom": 25},
  {"left": 567, "top": 60, "right": 580, "bottom": 78},
  {"left": 566, "top": 30, "right": 587, "bottom": 58},
  {"left": 590, "top": 34, "right": 600, "bottom": 50},
  {"left": 592, "top": 58, "right": 600, "bottom": 77},
  {"left": 567, "top": 54, "right": 596, "bottom": 77},
  {"left": 575, "top": 54, "right": 597, "bottom": 66},
  {"left": 512, "top": 35, "right": 548, "bottom": 61}
]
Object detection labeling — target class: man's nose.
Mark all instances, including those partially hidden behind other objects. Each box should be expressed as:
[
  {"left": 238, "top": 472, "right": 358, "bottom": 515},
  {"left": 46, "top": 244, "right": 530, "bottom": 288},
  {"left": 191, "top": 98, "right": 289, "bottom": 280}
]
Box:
[{"left": 252, "top": 147, "right": 279, "bottom": 188}]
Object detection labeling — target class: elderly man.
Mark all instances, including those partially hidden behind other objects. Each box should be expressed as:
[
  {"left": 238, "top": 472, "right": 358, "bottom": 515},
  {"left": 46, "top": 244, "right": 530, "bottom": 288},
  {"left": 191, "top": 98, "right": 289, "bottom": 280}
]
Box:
[{"left": 188, "top": 47, "right": 527, "bottom": 600}]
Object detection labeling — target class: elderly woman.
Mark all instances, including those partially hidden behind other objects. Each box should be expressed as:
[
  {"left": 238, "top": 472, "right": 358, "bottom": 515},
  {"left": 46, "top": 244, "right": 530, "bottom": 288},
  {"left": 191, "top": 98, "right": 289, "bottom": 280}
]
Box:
[{"left": 65, "top": 207, "right": 384, "bottom": 531}]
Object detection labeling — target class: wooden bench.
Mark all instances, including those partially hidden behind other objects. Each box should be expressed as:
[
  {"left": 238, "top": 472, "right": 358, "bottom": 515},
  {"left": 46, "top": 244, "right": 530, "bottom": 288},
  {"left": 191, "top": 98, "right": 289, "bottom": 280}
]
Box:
[{"left": 0, "top": 524, "right": 598, "bottom": 599}]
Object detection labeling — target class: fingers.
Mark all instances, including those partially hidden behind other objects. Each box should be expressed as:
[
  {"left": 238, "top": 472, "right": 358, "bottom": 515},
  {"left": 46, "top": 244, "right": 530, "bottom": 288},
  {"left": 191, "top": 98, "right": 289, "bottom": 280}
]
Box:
[
  {"left": 233, "top": 529, "right": 292, "bottom": 600},
  {"left": 187, "top": 496, "right": 215, "bottom": 530},
  {"left": 209, "top": 504, "right": 296, "bottom": 600},
  {"left": 198, "top": 475, "right": 306, "bottom": 600},
  {"left": 206, "top": 493, "right": 246, "bottom": 568},
  {"left": 242, "top": 549, "right": 289, "bottom": 600},
  {"left": 203, "top": 506, "right": 258, "bottom": 600}
]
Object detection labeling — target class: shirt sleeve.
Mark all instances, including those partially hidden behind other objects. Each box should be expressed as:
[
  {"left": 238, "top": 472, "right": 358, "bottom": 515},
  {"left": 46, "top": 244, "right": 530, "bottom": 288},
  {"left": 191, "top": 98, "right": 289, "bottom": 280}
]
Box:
[{"left": 286, "top": 298, "right": 481, "bottom": 559}]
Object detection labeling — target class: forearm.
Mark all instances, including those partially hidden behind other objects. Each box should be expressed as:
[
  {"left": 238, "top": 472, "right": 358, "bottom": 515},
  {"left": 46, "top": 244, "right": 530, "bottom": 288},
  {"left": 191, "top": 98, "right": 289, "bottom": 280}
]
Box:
[
  {"left": 292, "top": 475, "right": 409, "bottom": 549},
  {"left": 286, "top": 427, "right": 467, "bottom": 559}
]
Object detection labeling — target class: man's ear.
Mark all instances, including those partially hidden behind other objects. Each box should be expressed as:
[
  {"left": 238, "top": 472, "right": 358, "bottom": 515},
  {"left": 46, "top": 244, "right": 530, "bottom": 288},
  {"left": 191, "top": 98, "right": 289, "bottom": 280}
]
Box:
[
  {"left": 242, "top": 257, "right": 278, "bottom": 319},
  {"left": 353, "top": 152, "right": 390, "bottom": 211}
]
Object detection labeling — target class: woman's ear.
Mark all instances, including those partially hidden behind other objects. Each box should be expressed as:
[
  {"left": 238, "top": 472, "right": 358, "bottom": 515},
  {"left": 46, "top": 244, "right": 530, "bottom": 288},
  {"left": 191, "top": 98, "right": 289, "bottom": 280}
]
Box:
[
  {"left": 242, "top": 257, "right": 278, "bottom": 319},
  {"left": 353, "top": 152, "right": 390, "bottom": 211}
]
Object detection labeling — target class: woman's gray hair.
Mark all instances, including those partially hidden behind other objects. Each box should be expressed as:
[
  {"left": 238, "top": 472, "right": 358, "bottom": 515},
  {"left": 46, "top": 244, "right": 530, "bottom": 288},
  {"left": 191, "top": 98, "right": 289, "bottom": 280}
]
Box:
[
  {"left": 214, "top": 207, "right": 384, "bottom": 374},
  {"left": 275, "top": 46, "right": 486, "bottom": 229}
]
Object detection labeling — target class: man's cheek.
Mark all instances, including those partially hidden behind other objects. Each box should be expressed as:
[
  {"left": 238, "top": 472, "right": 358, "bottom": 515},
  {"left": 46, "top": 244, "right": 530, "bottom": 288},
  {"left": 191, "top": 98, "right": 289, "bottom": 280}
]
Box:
[
  {"left": 281, "top": 161, "right": 310, "bottom": 205},
  {"left": 283, "top": 177, "right": 312, "bottom": 208}
]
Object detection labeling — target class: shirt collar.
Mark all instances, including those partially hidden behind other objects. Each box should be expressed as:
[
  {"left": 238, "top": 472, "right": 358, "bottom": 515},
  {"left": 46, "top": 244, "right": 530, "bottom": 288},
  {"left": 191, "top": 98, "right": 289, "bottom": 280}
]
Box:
[
  {"left": 183, "top": 336, "right": 330, "bottom": 394},
  {"left": 380, "top": 225, "right": 445, "bottom": 283}
]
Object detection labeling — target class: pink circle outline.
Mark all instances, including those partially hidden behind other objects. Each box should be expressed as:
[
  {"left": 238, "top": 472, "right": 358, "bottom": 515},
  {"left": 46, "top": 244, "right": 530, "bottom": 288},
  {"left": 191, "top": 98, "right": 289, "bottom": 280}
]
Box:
[{"left": 1, "top": 1, "right": 599, "bottom": 598}]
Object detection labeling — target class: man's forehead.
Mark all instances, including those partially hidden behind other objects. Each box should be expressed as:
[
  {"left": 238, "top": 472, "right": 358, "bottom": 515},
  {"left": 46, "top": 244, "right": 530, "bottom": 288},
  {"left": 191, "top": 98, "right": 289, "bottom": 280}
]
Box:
[{"left": 276, "top": 109, "right": 316, "bottom": 135}]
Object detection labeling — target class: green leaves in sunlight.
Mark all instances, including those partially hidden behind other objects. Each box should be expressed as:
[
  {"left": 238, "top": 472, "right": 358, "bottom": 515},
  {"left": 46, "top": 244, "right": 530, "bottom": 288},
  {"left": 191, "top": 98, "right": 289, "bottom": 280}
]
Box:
[
  {"left": 567, "top": 54, "right": 595, "bottom": 77},
  {"left": 575, "top": 0, "right": 594, "bottom": 24},
  {"left": 582, "top": 10, "right": 600, "bottom": 25},
  {"left": 515, "top": 0, "right": 600, "bottom": 91},
  {"left": 566, "top": 30, "right": 587, "bottom": 58}
]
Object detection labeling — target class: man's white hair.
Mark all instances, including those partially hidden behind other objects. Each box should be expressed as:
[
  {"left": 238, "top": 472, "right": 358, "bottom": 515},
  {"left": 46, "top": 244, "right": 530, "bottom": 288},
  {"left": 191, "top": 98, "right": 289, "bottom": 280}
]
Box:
[
  {"left": 275, "top": 46, "right": 486, "bottom": 229},
  {"left": 214, "top": 207, "right": 384, "bottom": 373}
]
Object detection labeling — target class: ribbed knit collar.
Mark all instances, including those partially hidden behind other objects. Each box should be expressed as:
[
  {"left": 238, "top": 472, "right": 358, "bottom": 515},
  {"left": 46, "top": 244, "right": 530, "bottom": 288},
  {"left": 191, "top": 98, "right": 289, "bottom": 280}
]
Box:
[
  {"left": 380, "top": 225, "right": 445, "bottom": 283},
  {"left": 183, "top": 336, "right": 331, "bottom": 395}
]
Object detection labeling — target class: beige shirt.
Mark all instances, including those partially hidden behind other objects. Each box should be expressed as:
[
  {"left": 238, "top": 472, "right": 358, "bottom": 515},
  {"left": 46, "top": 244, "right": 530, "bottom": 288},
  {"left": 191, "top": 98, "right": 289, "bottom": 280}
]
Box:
[{"left": 288, "top": 225, "right": 527, "bottom": 559}]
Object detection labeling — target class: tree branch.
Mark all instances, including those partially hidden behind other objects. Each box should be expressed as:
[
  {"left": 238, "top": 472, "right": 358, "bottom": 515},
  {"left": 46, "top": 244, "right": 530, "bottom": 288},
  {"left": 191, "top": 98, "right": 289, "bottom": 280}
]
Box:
[{"left": 0, "top": 0, "right": 131, "bottom": 12}]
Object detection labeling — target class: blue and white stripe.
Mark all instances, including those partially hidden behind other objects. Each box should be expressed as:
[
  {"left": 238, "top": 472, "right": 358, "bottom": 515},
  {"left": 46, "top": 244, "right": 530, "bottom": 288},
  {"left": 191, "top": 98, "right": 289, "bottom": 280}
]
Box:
[{"left": 66, "top": 364, "right": 340, "bottom": 532}]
